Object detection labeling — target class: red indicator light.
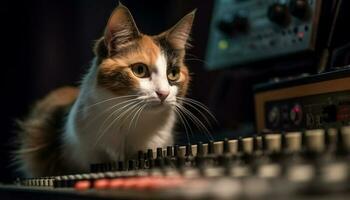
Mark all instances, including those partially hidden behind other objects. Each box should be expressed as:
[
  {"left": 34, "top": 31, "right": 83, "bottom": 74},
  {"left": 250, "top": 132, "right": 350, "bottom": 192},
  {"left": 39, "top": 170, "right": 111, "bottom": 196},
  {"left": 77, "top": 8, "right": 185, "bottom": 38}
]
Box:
[{"left": 297, "top": 32, "right": 304, "bottom": 38}]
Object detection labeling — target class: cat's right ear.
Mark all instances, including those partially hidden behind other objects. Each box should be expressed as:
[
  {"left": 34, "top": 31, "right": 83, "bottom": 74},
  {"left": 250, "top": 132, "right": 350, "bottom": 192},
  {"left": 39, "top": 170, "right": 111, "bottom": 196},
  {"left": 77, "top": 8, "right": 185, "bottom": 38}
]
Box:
[{"left": 102, "top": 3, "right": 141, "bottom": 56}]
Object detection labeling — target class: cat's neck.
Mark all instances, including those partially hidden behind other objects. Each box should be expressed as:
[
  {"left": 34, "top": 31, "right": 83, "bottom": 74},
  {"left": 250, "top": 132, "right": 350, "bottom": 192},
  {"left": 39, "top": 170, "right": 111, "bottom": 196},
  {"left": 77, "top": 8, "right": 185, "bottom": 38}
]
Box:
[{"left": 63, "top": 58, "right": 175, "bottom": 170}]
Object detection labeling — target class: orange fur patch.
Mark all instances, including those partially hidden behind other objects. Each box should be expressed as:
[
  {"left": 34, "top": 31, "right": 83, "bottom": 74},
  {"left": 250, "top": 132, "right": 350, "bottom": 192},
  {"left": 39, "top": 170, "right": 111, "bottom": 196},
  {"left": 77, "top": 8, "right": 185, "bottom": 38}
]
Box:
[
  {"left": 178, "top": 66, "right": 190, "bottom": 97},
  {"left": 15, "top": 87, "right": 80, "bottom": 177},
  {"left": 98, "top": 35, "right": 161, "bottom": 94}
]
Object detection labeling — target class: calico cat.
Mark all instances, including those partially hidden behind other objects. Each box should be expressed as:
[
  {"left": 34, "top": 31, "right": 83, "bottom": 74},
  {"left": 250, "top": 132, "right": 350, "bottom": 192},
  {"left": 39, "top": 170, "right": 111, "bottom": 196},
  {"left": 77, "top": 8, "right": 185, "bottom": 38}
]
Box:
[{"left": 14, "top": 3, "right": 196, "bottom": 177}]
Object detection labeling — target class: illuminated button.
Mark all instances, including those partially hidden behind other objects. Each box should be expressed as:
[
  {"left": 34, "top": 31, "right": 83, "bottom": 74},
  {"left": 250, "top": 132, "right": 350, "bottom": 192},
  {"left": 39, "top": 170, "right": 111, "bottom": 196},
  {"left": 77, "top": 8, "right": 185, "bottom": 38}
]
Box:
[
  {"left": 109, "top": 179, "right": 124, "bottom": 189},
  {"left": 122, "top": 178, "right": 140, "bottom": 189},
  {"left": 297, "top": 32, "right": 304, "bottom": 41},
  {"left": 218, "top": 40, "right": 229, "bottom": 50},
  {"left": 94, "top": 179, "right": 110, "bottom": 189},
  {"left": 75, "top": 180, "right": 91, "bottom": 190}
]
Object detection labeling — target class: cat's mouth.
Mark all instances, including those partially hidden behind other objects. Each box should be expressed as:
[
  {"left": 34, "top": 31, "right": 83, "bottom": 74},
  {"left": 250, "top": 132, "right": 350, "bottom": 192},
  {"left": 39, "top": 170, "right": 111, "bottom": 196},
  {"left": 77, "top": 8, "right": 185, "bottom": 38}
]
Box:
[{"left": 145, "top": 101, "right": 172, "bottom": 110}]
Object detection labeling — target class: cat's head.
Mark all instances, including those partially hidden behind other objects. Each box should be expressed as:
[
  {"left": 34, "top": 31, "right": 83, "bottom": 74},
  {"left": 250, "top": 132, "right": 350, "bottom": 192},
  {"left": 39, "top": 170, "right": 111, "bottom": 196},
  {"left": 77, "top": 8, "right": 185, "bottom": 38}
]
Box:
[{"left": 94, "top": 3, "right": 194, "bottom": 108}]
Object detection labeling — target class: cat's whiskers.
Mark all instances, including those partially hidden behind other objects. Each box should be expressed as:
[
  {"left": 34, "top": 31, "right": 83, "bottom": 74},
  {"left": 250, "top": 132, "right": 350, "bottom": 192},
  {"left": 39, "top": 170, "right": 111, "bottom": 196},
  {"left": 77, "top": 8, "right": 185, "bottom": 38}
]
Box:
[
  {"left": 175, "top": 103, "right": 214, "bottom": 141},
  {"left": 176, "top": 101, "right": 217, "bottom": 131},
  {"left": 121, "top": 100, "right": 145, "bottom": 132},
  {"left": 127, "top": 102, "right": 147, "bottom": 133},
  {"left": 185, "top": 52, "right": 201, "bottom": 59},
  {"left": 173, "top": 97, "right": 217, "bottom": 141},
  {"left": 80, "top": 98, "right": 139, "bottom": 130},
  {"left": 176, "top": 97, "right": 218, "bottom": 124},
  {"left": 95, "top": 99, "right": 140, "bottom": 133},
  {"left": 133, "top": 104, "right": 147, "bottom": 130},
  {"left": 101, "top": 99, "right": 145, "bottom": 134},
  {"left": 144, "top": 99, "right": 193, "bottom": 144},
  {"left": 179, "top": 101, "right": 212, "bottom": 128},
  {"left": 76, "top": 94, "right": 139, "bottom": 114},
  {"left": 173, "top": 106, "right": 191, "bottom": 144},
  {"left": 94, "top": 100, "right": 141, "bottom": 146}
]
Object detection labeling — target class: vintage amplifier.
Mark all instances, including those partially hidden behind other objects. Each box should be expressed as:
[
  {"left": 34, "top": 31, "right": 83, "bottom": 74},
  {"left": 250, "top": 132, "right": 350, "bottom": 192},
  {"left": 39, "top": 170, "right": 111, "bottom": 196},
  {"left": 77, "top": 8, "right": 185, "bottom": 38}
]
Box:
[{"left": 254, "top": 67, "right": 350, "bottom": 132}]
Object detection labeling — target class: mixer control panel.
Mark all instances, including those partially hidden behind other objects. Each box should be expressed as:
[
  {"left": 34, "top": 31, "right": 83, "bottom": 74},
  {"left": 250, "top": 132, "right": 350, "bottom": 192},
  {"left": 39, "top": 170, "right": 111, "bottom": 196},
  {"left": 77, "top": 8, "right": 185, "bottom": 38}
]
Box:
[{"left": 205, "top": 0, "right": 322, "bottom": 69}]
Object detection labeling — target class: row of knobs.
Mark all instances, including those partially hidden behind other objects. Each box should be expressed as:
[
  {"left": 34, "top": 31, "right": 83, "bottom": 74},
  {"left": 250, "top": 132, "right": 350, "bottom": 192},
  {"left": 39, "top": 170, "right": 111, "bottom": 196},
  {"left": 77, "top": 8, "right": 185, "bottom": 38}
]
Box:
[
  {"left": 21, "top": 127, "right": 350, "bottom": 188},
  {"left": 90, "top": 127, "right": 350, "bottom": 173},
  {"left": 268, "top": 0, "right": 310, "bottom": 26},
  {"left": 219, "top": 0, "right": 310, "bottom": 36}
]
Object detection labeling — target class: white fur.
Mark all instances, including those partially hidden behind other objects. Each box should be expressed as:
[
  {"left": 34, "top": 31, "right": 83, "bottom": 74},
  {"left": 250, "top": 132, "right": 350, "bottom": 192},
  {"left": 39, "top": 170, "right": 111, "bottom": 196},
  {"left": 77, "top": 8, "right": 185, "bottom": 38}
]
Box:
[{"left": 62, "top": 54, "right": 178, "bottom": 172}]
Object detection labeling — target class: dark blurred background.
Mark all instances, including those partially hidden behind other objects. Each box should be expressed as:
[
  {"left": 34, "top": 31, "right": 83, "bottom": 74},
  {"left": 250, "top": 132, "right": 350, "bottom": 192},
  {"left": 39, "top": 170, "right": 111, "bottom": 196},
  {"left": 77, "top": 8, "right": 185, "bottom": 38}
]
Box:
[{"left": 1, "top": 0, "right": 349, "bottom": 182}]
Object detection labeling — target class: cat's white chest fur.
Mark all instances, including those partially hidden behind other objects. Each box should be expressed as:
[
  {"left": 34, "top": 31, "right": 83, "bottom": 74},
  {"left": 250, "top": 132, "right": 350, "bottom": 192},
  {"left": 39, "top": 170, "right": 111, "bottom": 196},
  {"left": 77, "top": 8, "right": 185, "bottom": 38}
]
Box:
[{"left": 63, "top": 86, "right": 175, "bottom": 172}]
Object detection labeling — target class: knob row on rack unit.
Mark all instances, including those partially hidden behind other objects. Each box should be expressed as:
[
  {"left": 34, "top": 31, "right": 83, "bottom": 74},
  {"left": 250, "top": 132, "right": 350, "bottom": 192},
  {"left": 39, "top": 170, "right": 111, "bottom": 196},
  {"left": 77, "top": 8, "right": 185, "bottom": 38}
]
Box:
[
  {"left": 218, "top": 0, "right": 311, "bottom": 36},
  {"left": 268, "top": 0, "right": 311, "bottom": 26},
  {"left": 268, "top": 103, "right": 303, "bottom": 127}
]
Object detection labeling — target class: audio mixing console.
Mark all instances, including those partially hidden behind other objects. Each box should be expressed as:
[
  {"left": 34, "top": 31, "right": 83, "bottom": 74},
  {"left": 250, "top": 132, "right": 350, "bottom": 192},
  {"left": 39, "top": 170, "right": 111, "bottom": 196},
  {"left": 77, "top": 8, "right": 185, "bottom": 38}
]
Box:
[{"left": 1, "top": 126, "right": 350, "bottom": 199}]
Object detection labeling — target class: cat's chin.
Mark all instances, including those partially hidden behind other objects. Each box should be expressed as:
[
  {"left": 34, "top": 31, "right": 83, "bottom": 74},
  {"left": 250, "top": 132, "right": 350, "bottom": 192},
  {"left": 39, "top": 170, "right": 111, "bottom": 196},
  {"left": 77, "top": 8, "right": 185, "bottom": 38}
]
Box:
[{"left": 145, "top": 101, "right": 173, "bottom": 112}]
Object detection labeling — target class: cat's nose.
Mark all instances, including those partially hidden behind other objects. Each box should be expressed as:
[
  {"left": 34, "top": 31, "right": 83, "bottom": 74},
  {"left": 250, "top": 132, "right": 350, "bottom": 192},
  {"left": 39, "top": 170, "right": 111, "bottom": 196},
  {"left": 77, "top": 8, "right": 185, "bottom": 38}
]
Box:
[{"left": 156, "top": 91, "right": 169, "bottom": 102}]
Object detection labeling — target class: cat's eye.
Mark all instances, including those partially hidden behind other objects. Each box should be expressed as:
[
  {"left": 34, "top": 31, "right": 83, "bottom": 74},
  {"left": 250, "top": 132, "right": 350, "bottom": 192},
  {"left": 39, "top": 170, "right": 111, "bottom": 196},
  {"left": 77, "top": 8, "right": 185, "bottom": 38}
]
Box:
[
  {"left": 167, "top": 67, "right": 180, "bottom": 81},
  {"left": 131, "top": 63, "right": 150, "bottom": 78}
]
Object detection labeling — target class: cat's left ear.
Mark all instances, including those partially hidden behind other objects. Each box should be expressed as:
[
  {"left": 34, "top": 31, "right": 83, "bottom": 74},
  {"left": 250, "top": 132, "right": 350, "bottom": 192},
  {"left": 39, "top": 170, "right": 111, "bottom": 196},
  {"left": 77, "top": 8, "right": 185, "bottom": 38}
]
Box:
[
  {"left": 104, "top": 3, "right": 141, "bottom": 55},
  {"left": 164, "top": 10, "right": 196, "bottom": 49}
]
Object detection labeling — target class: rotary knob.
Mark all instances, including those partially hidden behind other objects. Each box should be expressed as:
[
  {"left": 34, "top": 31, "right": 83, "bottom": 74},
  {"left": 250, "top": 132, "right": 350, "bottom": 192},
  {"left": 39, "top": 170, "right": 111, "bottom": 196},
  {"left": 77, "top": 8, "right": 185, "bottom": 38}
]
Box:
[
  {"left": 290, "top": 104, "right": 303, "bottom": 126},
  {"left": 232, "top": 12, "right": 249, "bottom": 33},
  {"left": 267, "top": 3, "right": 291, "bottom": 26},
  {"left": 289, "top": 0, "right": 310, "bottom": 20},
  {"left": 218, "top": 12, "right": 249, "bottom": 36},
  {"left": 218, "top": 19, "right": 233, "bottom": 35},
  {"left": 268, "top": 106, "right": 280, "bottom": 127}
]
